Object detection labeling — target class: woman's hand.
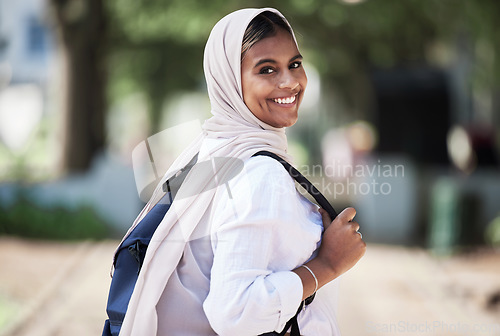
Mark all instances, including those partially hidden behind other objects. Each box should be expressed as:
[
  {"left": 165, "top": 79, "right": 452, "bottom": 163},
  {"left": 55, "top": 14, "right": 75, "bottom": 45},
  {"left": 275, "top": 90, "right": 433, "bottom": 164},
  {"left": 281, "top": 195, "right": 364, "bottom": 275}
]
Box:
[
  {"left": 316, "top": 207, "right": 366, "bottom": 279},
  {"left": 293, "top": 207, "right": 366, "bottom": 300}
]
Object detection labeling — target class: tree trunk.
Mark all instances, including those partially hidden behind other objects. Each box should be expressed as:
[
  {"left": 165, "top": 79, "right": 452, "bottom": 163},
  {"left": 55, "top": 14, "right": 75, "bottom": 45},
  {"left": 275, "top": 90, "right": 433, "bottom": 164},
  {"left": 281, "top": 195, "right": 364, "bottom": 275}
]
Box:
[{"left": 52, "top": 0, "right": 107, "bottom": 173}]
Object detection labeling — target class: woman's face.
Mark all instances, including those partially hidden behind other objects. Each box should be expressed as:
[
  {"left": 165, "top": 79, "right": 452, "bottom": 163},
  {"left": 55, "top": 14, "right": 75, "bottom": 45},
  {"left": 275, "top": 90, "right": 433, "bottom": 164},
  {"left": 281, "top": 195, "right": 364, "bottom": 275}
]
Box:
[{"left": 241, "top": 27, "right": 307, "bottom": 128}]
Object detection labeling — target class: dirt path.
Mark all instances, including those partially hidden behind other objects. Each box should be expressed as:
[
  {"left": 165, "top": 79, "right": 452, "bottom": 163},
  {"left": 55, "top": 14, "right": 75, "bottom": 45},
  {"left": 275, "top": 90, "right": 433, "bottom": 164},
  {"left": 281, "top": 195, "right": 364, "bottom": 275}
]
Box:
[
  {"left": 0, "top": 238, "right": 499, "bottom": 336},
  {"left": 0, "top": 238, "right": 115, "bottom": 336},
  {"left": 338, "top": 246, "right": 500, "bottom": 335}
]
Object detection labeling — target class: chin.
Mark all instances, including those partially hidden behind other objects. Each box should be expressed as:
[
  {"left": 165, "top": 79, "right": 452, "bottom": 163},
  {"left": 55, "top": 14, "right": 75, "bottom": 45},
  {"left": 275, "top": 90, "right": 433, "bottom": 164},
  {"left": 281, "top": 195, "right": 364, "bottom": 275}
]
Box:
[{"left": 281, "top": 118, "right": 298, "bottom": 128}]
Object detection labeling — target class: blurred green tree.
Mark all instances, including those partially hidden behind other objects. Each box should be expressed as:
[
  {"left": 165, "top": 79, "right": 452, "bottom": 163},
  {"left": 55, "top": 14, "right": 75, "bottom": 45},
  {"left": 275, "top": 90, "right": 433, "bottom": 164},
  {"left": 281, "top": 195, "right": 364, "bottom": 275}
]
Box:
[
  {"left": 50, "top": 0, "right": 107, "bottom": 172},
  {"left": 106, "top": 0, "right": 239, "bottom": 134}
]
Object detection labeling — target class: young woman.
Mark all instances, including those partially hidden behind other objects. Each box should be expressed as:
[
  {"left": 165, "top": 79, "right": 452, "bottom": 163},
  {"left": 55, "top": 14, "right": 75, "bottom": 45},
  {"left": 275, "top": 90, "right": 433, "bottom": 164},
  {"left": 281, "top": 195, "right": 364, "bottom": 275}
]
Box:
[{"left": 118, "top": 8, "right": 365, "bottom": 335}]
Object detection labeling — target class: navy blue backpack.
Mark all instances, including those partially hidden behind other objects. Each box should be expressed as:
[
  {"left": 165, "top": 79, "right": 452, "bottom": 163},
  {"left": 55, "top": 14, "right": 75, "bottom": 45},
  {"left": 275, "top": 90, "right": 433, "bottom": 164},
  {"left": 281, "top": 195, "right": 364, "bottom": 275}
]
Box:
[{"left": 102, "top": 151, "right": 337, "bottom": 336}]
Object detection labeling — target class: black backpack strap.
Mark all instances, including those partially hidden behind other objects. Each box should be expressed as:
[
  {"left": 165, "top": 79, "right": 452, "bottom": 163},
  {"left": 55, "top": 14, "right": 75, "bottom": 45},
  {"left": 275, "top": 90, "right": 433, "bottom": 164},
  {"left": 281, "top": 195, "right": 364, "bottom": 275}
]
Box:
[
  {"left": 253, "top": 150, "right": 338, "bottom": 336},
  {"left": 259, "top": 301, "right": 303, "bottom": 336}
]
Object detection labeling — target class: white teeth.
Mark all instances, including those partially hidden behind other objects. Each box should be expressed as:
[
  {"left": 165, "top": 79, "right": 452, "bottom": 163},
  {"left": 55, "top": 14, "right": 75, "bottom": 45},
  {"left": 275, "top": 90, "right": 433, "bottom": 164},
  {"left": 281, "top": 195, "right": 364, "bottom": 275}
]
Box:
[{"left": 274, "top": 95, "right": 296, "bottom": 104}]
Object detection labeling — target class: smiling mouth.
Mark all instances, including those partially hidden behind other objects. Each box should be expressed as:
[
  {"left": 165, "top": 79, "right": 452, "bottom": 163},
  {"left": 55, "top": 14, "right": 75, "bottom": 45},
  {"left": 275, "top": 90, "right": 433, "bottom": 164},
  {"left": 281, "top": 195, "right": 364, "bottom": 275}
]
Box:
[{"left": 272, "top": 94, "right": 297, "bottom": 105}]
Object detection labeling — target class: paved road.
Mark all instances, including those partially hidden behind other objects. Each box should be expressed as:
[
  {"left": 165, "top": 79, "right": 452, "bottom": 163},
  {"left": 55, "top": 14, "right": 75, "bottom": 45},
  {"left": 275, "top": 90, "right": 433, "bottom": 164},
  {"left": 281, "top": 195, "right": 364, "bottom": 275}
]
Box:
[{"left": 0, "top": 238, "right": 499, "bottom": 336}]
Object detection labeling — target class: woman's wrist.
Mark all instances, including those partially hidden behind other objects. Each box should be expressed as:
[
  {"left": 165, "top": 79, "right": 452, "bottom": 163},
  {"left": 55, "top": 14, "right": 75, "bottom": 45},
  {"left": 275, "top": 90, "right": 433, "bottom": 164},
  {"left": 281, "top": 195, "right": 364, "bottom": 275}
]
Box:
[
  {"left": 292, "top": 257, "right": 338, "bottom": 301},
  {"left": 300, "top": 265, "right": 318, "bottom": 294}
]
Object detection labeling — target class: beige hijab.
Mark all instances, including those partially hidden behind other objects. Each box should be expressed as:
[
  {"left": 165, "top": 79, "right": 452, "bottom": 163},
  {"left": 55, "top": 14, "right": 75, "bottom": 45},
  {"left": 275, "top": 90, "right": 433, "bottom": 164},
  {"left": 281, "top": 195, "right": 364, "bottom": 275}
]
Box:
[{"left": 119, "top": 8, "right": 299, "bottom": 335}]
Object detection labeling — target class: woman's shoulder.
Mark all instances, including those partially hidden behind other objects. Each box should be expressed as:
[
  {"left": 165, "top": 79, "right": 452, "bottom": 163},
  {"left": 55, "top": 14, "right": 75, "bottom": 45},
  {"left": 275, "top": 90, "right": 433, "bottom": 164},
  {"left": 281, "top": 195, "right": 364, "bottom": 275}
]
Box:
[
  {"left": 218, "top": 154, "right": 296, "bottom": 203},
  {"left": 242, "top": 154, "right": 294, "bottom": 186}
]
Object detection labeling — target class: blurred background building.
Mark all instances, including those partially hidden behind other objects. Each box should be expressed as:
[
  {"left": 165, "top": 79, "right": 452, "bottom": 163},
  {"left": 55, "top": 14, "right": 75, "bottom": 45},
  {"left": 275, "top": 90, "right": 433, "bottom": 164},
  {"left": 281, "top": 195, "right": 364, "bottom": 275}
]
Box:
[{"left": 0, "top": 0, "right": 53, "bottom": 156}]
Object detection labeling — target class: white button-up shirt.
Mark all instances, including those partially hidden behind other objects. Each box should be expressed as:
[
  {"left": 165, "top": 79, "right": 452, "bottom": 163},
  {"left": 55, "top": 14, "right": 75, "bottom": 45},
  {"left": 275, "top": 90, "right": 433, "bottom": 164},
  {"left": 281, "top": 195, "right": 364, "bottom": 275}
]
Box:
[{"left": 156, "top": 138, "right": 341, "bottom": 335}]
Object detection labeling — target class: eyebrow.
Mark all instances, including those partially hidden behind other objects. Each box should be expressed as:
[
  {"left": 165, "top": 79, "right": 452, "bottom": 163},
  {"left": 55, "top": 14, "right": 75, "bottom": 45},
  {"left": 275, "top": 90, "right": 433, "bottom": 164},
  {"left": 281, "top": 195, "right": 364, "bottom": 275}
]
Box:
[{"left": 254, "top": 54, "right": 303, "bottom": 68}]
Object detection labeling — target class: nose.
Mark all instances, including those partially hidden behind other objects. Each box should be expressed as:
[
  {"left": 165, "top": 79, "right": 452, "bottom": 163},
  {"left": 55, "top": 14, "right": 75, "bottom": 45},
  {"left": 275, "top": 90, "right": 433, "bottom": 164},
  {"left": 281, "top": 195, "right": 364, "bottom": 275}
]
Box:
[{"left": 278, "top": 70, "right": 299, "bottom": 91}]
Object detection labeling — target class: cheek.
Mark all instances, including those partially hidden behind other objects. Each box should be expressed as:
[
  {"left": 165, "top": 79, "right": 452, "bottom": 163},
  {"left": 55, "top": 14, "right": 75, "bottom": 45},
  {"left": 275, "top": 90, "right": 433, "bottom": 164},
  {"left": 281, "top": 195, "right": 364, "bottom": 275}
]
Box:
[
  {"left": 241, "top": 74, "right": 253, "bottom": 105},
  {"left": 245, "top": 79, "right": 272, "bottom": 104},
  {"left": 255, "top": 84, "right": 271, "bottom": 103},
  {"left": 300, "top": 70, "right": 308, "bottom": 88}
]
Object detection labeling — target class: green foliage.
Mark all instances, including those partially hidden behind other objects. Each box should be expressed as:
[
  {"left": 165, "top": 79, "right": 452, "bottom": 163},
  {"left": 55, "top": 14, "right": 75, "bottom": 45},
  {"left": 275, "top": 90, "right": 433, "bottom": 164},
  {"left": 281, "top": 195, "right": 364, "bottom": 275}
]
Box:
[
  {"left": 0, "top": 197, "right": 109, "bottom": 241},
  {"left": 106, "top": 0, "right": 234, "bottom": 132},
  {"left": 485, "top": 215, "right": 500, "bottom": 247},
  {"left": 107, "top": 0, "right": 232, "bottom": 44}
]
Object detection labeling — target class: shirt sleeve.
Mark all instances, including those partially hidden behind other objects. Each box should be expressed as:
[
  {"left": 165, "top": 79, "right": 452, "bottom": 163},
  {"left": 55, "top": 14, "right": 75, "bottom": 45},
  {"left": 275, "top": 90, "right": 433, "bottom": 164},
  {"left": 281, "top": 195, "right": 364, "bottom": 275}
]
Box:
[{"left": 203, "top": 156, "right": 322, "bottom": 335}]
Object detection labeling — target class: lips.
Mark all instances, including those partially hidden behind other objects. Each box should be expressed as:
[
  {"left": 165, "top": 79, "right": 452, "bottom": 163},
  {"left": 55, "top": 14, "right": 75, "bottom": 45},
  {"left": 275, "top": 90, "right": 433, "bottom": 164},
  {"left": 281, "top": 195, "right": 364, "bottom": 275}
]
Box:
[{"left": 272, "top": 94, "right": 297, "bottom": 105}]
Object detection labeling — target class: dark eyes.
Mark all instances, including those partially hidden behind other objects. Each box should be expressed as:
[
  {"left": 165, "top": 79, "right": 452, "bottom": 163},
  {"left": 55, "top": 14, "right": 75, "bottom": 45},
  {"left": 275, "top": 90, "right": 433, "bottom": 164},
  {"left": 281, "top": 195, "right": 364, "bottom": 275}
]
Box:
[
  {"left": 259, "top": 67, "right": 275, "bottom": 75},
  {"left": 259, "top": 61, "right": 302, "bottom": 75}
]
